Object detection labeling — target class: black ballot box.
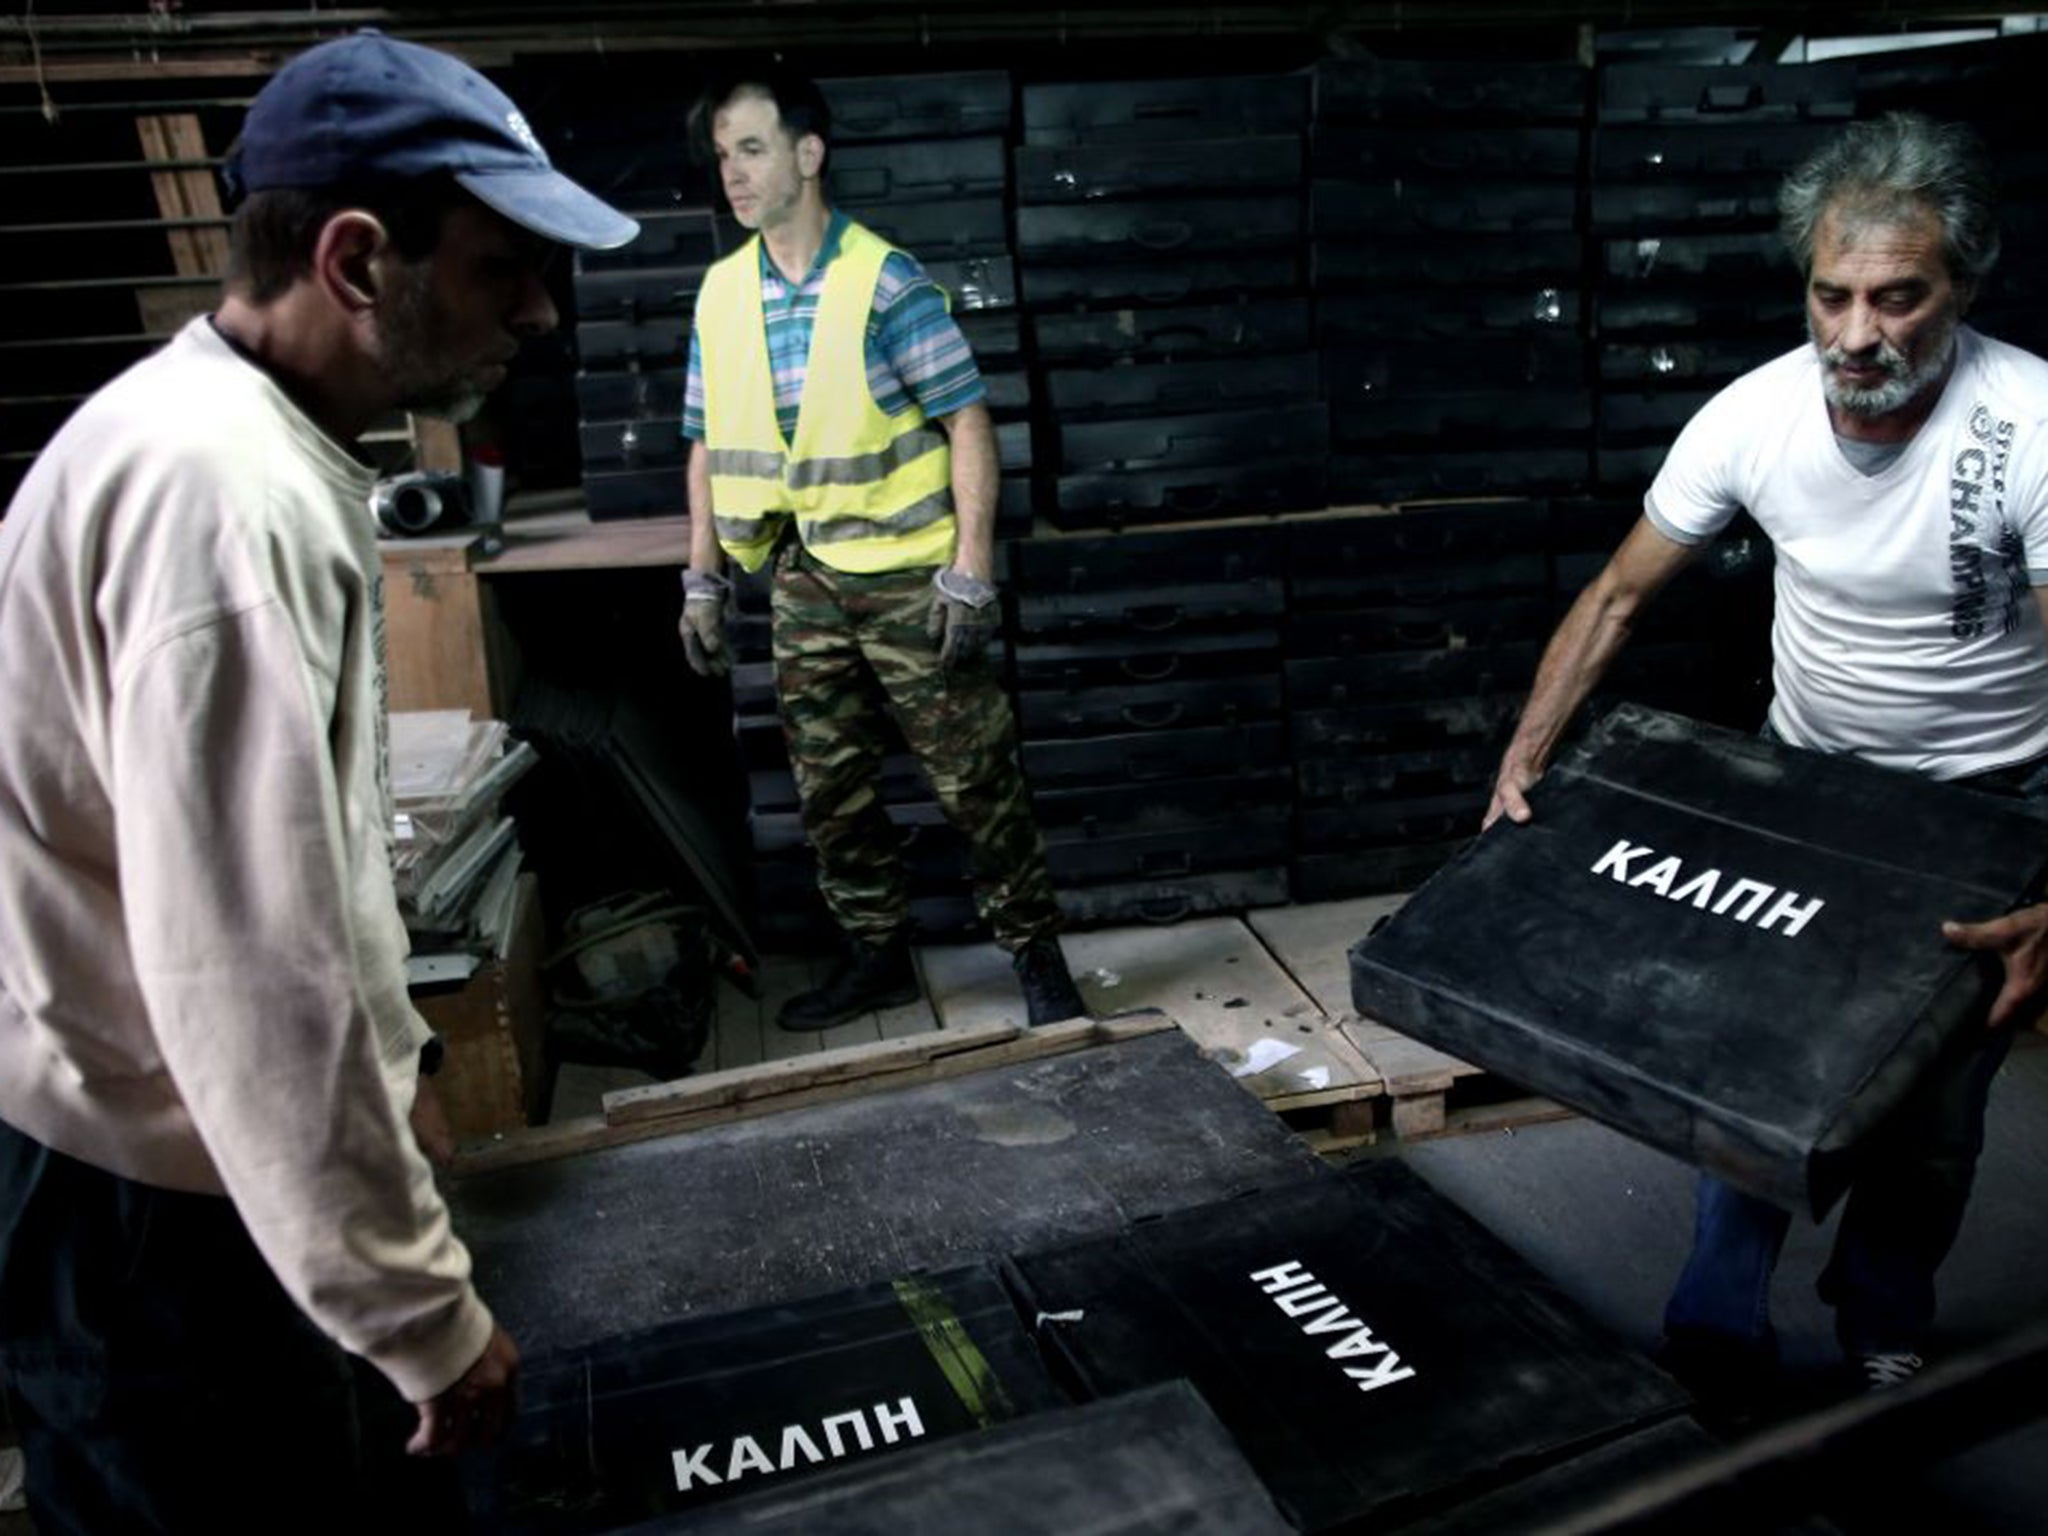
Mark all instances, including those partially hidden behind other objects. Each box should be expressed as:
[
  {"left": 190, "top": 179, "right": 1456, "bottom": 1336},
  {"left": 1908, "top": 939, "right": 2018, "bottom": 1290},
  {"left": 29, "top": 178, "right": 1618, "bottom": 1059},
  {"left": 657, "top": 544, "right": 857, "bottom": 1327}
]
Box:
[
  {"left": 469, "top": 1263, "right": 1067, "bottom": 1533},
  {"left": 1350, "top": 702, "right": 2048, "bottom": 1218},
  {"left": 618, "top": 1381, "right": 1295, "bottom": 1536},
  {"left": 1004, "top": 1160, "right": 1688, "bottom": 1533}
]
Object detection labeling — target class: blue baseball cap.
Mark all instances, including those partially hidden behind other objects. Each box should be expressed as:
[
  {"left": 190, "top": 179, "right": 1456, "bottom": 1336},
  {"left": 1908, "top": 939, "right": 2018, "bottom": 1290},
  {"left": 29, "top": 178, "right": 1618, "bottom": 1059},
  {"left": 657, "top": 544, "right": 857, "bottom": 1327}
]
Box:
[{"left": 228, "top": 29, "right": 639, "bottom": 251}]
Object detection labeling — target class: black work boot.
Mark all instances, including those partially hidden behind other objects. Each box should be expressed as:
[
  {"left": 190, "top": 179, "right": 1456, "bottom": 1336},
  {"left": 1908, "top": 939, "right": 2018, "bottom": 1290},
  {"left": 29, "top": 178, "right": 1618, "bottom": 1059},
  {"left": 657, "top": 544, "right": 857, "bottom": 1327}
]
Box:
[
  {"left": 778, "top": 932, "right": 920, "bottom": 1032},
  {"left": 1013, "top": 938, "right": 1088, "bottom": 1027}
]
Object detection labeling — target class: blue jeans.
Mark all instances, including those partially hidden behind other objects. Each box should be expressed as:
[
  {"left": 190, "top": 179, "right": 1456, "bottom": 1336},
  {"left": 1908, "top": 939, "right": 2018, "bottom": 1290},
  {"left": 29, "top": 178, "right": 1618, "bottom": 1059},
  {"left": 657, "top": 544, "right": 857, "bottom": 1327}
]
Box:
[
  {"left": 1664, "top": 743, "right": 2044, "bottom": 1361},
  {"left": 1663, "top": 1025, "right": 2015, "bottom": 1358}
]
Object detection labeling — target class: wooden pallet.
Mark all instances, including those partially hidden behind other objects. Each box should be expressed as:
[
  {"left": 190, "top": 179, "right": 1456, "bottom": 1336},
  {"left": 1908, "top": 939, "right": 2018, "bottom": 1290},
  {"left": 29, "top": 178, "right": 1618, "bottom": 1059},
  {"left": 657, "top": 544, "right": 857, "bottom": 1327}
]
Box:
[
  {"left": 922, "top": 920, "right": 1385, "bottom": 1135},
  {"left": 1248, "top": 895, "right": 1571, "bottom": 1148},
  {"left": 548, "top": 901, "right": 1567, "bottom": 1156},
  {"left": 1340, "top": 1013, "right": 1570, "bottom": 1142}
]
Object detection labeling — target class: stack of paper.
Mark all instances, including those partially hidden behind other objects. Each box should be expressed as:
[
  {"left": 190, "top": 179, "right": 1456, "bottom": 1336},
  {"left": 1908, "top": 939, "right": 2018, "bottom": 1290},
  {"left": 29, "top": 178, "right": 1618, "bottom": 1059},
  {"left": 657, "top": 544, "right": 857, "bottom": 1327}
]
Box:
[{"left": 390, "top": 709, "right": 538, "bottom": 961}]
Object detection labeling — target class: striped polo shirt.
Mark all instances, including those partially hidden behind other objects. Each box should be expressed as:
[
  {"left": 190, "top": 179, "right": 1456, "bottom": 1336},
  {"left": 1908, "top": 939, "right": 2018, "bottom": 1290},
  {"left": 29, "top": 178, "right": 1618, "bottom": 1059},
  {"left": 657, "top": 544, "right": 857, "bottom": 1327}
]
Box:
[{"left": 680, "top": 210, "right": 985, "bottom": 443}]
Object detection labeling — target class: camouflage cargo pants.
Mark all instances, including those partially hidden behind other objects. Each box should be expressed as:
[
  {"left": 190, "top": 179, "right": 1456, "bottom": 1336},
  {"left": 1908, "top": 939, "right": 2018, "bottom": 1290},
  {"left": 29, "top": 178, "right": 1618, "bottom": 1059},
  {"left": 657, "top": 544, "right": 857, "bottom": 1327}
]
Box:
[{"left": 770, "top": 543, "right": 1061, "bottom": 951}]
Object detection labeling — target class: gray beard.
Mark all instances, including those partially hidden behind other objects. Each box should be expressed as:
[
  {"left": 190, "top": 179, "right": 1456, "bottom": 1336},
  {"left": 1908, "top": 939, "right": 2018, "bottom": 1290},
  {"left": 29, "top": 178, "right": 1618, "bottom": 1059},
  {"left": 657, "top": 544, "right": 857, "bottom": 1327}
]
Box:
[{"left": 1811, "top": 313, "right": 1958, "bottom": 419}]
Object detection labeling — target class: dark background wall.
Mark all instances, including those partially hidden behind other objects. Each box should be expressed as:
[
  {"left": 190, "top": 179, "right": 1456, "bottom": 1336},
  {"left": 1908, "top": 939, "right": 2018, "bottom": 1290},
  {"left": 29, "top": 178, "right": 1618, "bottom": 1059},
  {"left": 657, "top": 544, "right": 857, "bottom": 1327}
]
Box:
[{"left": 5, "top": 11, "right": 2042, "bottom": 949}]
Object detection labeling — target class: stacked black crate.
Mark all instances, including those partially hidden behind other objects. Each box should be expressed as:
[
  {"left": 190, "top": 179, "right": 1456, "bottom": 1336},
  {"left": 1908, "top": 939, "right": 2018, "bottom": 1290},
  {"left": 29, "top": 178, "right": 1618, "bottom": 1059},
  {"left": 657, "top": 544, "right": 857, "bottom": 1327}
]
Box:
[
  {"left": 738, "top": 71, "right": 1018, "bottom": 950},
  {"left": 1582, "top": 58, "right": 1855, "bottom": 727},
  {"left": 1311, "top": 58, "right": 1592, "bottom": 506},
  {"left": 1590, "top": 60, "right": 1855, "bottom": 494},
  {"left": 1008, "top": 526, "right": 1292, "bottom": 924},
  {"left": 1854, "top": 34, "right": 2048, "bottom": 361},
  {"left": 1014, "top": 75, "right": 1322, "bottom": 532},
  {"left": 1283, "top": 504, "right": 1553, "bottom": 901},
  {"left": 574, "top": 203, "right": 723, "bottom": 519},
  {"left": 819, "top": 70, "right": 1035, "bottom": 539}
]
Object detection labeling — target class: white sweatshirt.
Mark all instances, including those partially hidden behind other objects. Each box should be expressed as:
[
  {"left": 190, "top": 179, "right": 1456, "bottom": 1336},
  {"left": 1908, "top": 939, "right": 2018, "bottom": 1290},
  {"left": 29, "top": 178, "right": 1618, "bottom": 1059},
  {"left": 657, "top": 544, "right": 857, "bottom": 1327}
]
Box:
[{"left": 0, "top": 318, "right": 493, "bottom": 1402}]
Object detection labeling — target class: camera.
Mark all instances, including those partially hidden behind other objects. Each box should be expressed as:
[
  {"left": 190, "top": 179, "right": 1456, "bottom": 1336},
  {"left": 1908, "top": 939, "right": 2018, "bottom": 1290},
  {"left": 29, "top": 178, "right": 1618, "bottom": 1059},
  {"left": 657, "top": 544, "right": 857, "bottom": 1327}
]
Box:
[{"left": 372, "top": 471, "right": 474, "bottom": 537}]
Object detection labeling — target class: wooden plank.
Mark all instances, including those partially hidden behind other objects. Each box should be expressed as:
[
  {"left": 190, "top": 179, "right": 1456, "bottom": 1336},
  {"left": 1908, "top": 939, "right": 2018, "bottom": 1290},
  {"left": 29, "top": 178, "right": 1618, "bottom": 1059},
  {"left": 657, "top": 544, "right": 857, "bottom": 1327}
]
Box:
[
  {"left": 0, "top": 59, "right": 277, "bottom": 85},
  {"left": 1289, "top": 1094, "right": 1383, "bottom": 1157},
  {"left": 602, "top": 1018, "right": 1026, "bottom": 1126},
  {"left": 1061, "top": 918, "right": 1370, "bottom": 1103},
  {"left": 1344, "top": 1024, "right": 1472, "bottom": 1098},
  {"left": 1246, "top": 892, "right": 1410, "bottom": 1018},
  {"left": 456, "top": 1015, "right": 1179, "bottom": 1171},
  {"left": 482, "top": 509, "right": 692, "bottom": 575},
  {"left": 1254, "top": 896, "right": 1495, "bottom": 1110},
  {"left": 135, "top": 113, "right": 230, "bottom": 278},
  {"left": 378, "top": 538, "right": 498, "bottom": 717},
  {"left": 414, "top": 873, "right": 546, "bottom": 1137},
  {"left": 547, "top": 1062, "right": 657, "bottom": 1123},
  {"left": 1442, "top": 1095, "right": 1572, "bottom": 1140},
  {"left": 449, "top": 1013, "right": 1177, "bottom": 1174}
]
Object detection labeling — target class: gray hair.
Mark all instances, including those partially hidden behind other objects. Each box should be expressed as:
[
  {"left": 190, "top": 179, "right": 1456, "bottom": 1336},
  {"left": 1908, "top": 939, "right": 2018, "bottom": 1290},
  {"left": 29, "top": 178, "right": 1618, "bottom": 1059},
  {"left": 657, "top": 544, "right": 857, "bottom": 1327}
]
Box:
[{"left": 1778, "top": 112, "right": 2000, "bottom": 286}]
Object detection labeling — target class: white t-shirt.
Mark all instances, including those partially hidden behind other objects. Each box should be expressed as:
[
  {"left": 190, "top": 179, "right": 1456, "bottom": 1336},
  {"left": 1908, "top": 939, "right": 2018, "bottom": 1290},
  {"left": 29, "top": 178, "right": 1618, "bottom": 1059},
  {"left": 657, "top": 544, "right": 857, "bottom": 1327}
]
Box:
[{"left": 1647, "top": 325, "right": 2048, "bottom": 779}]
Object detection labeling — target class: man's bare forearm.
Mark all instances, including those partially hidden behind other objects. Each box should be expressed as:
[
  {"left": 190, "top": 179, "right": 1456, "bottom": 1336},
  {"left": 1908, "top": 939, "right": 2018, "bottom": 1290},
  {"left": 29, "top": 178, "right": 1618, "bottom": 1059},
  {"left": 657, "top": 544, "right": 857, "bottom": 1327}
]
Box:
[
  {"left": 1489, "top": 516, "right": 1700, "bottom": 824},
  {"left": 685, "top": 439, "right": 723, "bottom": 576},
  {"left": 941, "top": 402, "right": 998, "bottom": 582}
]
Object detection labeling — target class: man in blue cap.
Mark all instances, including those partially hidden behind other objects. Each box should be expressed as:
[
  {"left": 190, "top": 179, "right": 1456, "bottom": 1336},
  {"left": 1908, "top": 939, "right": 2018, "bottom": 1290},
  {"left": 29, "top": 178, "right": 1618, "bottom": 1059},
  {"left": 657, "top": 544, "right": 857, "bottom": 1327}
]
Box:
[{"left": 0, "top": 30, "right": 634, "bottom": 1529}]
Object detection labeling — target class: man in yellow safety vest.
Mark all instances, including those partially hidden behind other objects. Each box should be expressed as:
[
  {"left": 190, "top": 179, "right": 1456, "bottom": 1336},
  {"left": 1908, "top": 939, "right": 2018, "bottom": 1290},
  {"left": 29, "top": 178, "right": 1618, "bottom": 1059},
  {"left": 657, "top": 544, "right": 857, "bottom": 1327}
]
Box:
[{"left": 677, "top": 66, "right": 1086, "bottom": 1032}]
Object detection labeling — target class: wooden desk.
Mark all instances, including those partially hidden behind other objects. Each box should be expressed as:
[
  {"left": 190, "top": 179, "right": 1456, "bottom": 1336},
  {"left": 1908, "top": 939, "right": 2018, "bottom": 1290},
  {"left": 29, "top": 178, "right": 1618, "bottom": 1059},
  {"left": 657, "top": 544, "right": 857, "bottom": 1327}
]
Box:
[{"left": 379, "top": 506, "right": 691, "bottom": 717}]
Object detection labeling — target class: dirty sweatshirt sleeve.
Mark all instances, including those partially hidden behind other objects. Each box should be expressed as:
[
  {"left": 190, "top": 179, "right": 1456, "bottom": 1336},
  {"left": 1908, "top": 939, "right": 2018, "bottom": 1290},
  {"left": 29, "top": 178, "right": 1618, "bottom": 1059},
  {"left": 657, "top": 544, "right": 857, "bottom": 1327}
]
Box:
[{"left": 109, "top": 597, "right": 493, "bottom": 1402}]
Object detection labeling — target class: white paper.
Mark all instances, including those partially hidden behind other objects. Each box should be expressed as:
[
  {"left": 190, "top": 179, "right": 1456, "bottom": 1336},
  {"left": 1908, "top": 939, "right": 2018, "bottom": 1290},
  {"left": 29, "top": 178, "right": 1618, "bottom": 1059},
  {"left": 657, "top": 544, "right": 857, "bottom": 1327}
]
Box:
[{"left": 1231, "top": 1037, "right": 1303, "bottom": 1078}]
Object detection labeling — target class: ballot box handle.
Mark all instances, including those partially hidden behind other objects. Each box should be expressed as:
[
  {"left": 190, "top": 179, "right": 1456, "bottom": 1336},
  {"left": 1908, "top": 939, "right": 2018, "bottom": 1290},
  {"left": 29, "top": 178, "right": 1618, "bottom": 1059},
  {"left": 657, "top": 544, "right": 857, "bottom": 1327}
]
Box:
[
  {"left": 1123, "top": 603, "right": 1187, "bottom": 632},
  {"left": 1699, "top": 82, "right": 1764, "bottom": 114},
  {"left": 1120, "top": 655, "right": 1183, "bottom": 683},
  {"left": 1130, "top": 220, "right": 1195, "bottom": 251},
  {"left": 1120, "top": 701, "right": 1186, "bottom": 730},
  {"left": 835, "top": 98, "right": 898, "bottom": 135},
  {"left": 1136, "top": 894, "right": 1195, "bottom": 924}
]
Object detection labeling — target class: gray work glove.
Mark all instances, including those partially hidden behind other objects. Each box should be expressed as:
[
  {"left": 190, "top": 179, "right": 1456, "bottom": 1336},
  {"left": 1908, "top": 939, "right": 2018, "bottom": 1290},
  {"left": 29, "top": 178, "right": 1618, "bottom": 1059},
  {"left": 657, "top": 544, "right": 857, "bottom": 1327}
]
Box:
[
  {"left": 680, "top": 569, "right": 732, "bottom": 678},
  {"left": 927, "top": 566, "right": 1000, "bottom": 673}
]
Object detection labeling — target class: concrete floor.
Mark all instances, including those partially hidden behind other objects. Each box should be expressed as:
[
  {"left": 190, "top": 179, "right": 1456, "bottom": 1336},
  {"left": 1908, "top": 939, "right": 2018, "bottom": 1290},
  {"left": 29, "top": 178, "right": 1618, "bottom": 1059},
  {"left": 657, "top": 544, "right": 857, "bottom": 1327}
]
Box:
[{"left": 1371, "top": 1031, "right": 2048, "bottom": 1533}]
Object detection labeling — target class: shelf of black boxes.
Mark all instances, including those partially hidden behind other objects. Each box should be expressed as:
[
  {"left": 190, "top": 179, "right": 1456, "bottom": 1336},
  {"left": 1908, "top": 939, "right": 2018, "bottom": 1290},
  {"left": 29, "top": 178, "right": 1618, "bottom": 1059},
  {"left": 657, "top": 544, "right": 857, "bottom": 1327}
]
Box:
[
  {"left": 1588, "top": 59, "right": 1858, "bottom": 509},
  {"left": 1007, "top": 524, "right": 1293, "bottom": 926},
  {"left": 1310, "top": 58, "right": 1593, "bottom": 510},
  {"left": 1549, "top": 498, "right": 1773, "bottom": 733},
  {"left": 820, "top": 69, "right": 1014, "bottom": 144},
  {"left": 573, "top": 206, "right": 727, "bottom": 522},
  {"left": 1281, "top": 503, "right": 1554, "bottom": 901},
  {"left": 820, "top": 114, "right": 1032, "bottom": 544},
  {"left": 1854, "top": 34, "right": 2048, "bottom": 359},
  {"left": 1014, "top": 74, "right": 1321, "bottom": 532}
]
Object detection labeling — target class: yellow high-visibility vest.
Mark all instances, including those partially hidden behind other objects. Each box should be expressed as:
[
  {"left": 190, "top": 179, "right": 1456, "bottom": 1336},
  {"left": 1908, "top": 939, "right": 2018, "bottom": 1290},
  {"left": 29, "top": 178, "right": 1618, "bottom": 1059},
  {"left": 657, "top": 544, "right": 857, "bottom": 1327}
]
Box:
[{"left": 697, "top": 220, "right": 956, "bottom": 574}]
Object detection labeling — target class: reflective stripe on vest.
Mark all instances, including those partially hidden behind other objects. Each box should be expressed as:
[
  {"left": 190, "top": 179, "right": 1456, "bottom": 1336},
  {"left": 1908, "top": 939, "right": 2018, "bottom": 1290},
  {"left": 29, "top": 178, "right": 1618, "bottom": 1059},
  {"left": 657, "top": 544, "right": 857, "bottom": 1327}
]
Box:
[{"left": 697, "top": 221, "right": 956, "bottom": 575}]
